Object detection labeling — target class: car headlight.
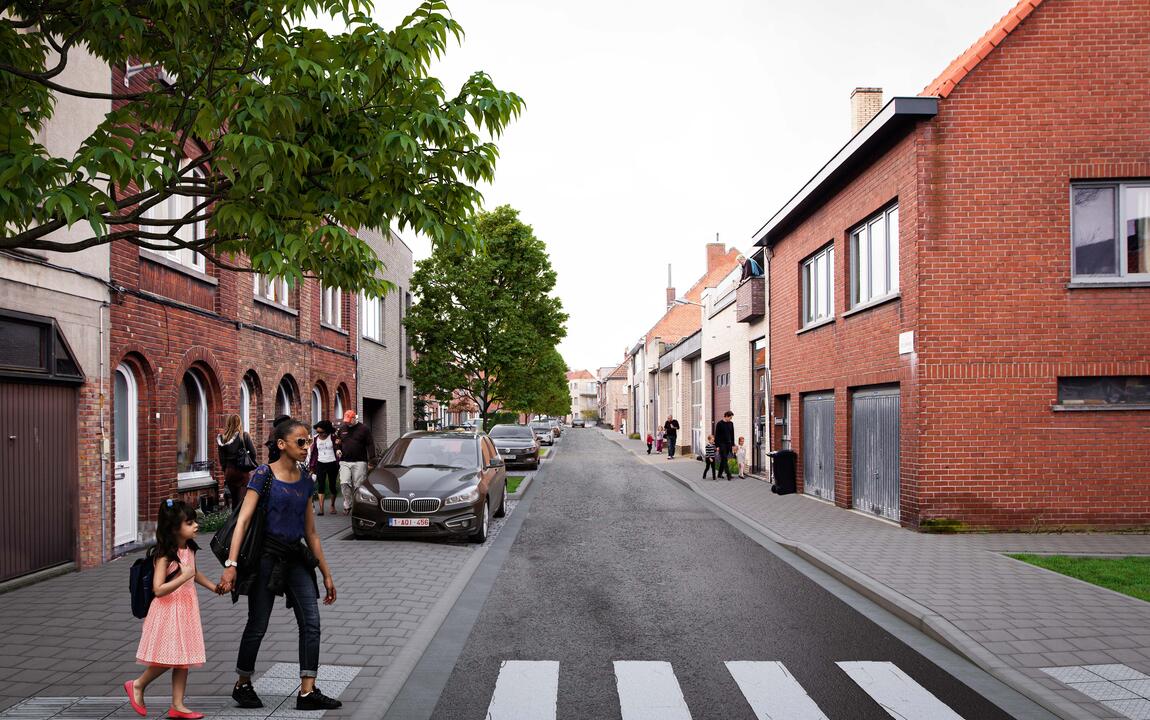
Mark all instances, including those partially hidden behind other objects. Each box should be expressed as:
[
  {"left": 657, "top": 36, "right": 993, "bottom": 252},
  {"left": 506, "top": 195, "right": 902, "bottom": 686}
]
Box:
[
  {"left": 444, "top": 486, "right": 480, "bottom": 507},
  {"left": 355, "top": 486, "right": 377, "bottom": 504}
]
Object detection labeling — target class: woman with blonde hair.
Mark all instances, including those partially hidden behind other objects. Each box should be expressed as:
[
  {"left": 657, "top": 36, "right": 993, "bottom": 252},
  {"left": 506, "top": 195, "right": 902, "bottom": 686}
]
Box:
[{"left": 217, "top": 414, "right": 257, "bottom": 509}]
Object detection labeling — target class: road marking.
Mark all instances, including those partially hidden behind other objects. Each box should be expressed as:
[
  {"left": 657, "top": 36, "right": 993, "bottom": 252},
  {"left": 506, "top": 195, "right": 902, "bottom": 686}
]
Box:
[
  {"left": 726, "top": 661, "right": 830, "bottom": 720},
  {"left": 838, "top": 661, "right": 965, "bottom": 720},
  {"left": 484, "top": 660, "right": 560, "bottom": 720},
  {"left": 614, "top": 661, "right": 693, "bottom": 720}
]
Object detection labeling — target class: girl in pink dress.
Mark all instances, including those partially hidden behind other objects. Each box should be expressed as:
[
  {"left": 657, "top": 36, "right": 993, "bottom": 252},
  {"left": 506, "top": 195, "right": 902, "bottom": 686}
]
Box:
[{"left": 124, "top": 500, "right": 219, "bottom": 719}]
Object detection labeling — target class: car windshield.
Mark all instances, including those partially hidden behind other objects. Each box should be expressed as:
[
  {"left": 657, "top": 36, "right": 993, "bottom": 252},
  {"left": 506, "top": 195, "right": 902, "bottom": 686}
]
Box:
[
  {"left": 489, "top": 425, "right": 534, "bottom": 439},
  {"left": 379, "top": 437, "right": 477, "bottom": 469},
  {"left": 530, "top": 423, "right": 550, "bottom": 431}
]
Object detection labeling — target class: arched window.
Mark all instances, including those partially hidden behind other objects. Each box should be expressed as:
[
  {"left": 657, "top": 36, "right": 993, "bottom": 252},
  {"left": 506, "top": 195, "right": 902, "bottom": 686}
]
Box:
[
  {"left": 334, "top": 392, "right": 344, "bottom": 422},
  {"left": 277, "top": 379, "right": 292, "bottom": 418},
  {"left": 240, "top": 377, "right": 252, "bottom": 433},
  {"left": 177, "top": 370, "right": 209, "bottom": 486},
  {"left": 312, "top": 387, "right": 323, "bottom": 426}
]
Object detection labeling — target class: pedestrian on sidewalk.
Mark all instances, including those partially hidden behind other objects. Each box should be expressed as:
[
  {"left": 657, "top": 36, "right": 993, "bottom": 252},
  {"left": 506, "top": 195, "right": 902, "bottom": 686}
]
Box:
[
  {"left": 646, "top": 432, "right": 654, "bottom": 454},
  {"left": 715, "top": 411, "right": 736, "bottom": 481},
  {"left": 702, "top": 435, "right": 718, "bottom": 480},
  {"left": 664, "top": 415, "right": 680, "bottom": 459},
  {"left": 217, "top": 420, "right": 342, "bottom": 712},
  {"left": 736, "top": 436, "right": 748, "bottom": 478},
  {"left": 217, "top": 414, "right": 257, "bottom": 509},
  {"left": 334, "top": 409, "right": 375, "bottom": 515},
  {"left": 307, "top": 420, "right": 339, "bottom": 516},
  {"left": 125, "top": 499, "right": 221, "bottom": 719}
]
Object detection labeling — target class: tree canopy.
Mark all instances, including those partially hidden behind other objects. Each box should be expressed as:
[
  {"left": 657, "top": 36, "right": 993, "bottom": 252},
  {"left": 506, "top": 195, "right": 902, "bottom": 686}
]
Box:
[
  {"left": 0, "top": 0, "right": 523, "bottom": 295},
  {"left": 406, "top": 205, "right": 568, "bottom": 421}
]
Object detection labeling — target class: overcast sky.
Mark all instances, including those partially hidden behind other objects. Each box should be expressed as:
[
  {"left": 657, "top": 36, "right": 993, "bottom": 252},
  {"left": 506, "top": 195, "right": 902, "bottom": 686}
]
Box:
[{"left": 368, "top": 0, "right": 1018, "bottom": 372}]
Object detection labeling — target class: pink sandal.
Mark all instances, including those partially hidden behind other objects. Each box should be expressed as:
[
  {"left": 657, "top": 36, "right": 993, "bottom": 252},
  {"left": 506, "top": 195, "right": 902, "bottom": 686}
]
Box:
[{"left": 124, "top": 680, "right": 146, "bottom": 717}]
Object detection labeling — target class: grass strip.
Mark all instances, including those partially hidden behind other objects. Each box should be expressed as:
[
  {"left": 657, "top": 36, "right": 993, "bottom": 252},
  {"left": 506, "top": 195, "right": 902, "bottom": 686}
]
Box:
[
  {"left": 1009, "top": 554, "right": 1150, "bottom": 603},
  {"left": 507, "top": 475, "right": 525, "bottom": 494}
]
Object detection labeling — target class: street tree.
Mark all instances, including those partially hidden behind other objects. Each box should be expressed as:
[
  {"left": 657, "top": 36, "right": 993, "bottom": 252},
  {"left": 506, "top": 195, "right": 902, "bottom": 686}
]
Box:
[
  {"left": 406, "top": 205, "right": 567, "bottom": 424},
  {"left": 500, "top": 345, "right": 569, "bottom": 420},
  {"left": 0, "top": 0, "right": 523, "bottom": 295}
]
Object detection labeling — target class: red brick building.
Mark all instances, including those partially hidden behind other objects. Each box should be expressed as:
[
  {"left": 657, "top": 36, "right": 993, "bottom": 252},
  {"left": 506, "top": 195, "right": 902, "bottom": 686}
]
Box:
[
  {"left": 104, "top": 66, "right": 357, "bottom": 557},
  {"left": 759, "top": 0, "right": 1150, "bottom": 529}
]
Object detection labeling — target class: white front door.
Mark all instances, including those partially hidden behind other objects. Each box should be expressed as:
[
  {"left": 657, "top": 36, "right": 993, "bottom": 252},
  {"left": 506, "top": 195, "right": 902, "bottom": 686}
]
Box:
[{"left": 114, "top": 365, "right": 139, "bottom": 546}]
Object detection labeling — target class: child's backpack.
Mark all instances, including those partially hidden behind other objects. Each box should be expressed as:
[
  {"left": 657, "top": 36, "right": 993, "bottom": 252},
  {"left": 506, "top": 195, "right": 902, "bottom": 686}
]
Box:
[{"left": 129, "top": 552, "right": 178, "bottom": 619}]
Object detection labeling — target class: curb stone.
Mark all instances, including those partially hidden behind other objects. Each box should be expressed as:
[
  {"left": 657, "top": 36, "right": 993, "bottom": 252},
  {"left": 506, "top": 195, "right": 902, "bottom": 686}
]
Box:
[{"left": 599, "top": 428, "right": 1087, "bottom": 720}]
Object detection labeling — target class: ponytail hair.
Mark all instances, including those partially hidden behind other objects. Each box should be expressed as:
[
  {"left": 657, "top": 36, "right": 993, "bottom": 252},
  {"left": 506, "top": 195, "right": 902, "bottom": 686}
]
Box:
[{"left": 154, "top": 499, "right": 197, "bottom": 562}]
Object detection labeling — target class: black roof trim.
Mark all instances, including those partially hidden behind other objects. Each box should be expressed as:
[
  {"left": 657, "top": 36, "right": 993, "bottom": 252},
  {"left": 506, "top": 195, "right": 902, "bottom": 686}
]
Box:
[{"left": 752, "top": 96, "right": 938, "bottom": 248}]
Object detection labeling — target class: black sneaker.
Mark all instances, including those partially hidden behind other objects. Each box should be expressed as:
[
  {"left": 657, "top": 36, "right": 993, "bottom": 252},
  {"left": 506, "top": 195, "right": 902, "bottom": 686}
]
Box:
[
  {"left": 296, "top": 687, "right": 342, "bottom": 711},
  {"left": 232, "top": 681, "right": 263, "bottom": 709}
]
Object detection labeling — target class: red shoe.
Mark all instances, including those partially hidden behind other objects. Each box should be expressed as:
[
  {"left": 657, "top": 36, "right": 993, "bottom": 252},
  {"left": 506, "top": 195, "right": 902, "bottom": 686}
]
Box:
[
  {"left": 167, "top": 709, "right": 205, "bottom": 719},
  {"left": 123, "top": 681, "right": 146, "bottom": 717}
]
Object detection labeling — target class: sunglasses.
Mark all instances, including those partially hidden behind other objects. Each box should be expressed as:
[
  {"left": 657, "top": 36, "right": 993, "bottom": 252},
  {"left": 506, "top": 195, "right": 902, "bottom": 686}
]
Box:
[{"left": 293, "top": 437, "right": 313, "bottom": 448}]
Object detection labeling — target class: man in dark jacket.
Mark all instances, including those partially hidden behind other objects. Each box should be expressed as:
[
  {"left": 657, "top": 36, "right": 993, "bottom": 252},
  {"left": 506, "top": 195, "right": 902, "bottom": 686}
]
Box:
[
  {"left": 714, "top": 411, "right": 736, "bottom": 480},
  {"left": 663, "top": 414, "right": 680, "bottom": 459},
  {"left": 335, "top": 410, "right": 375, "bottom": 514}
]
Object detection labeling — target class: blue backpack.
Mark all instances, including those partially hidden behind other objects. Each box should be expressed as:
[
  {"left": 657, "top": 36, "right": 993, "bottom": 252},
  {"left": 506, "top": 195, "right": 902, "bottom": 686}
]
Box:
[{"left": 129, "top": 552, "right": 178, "bottom": 619}]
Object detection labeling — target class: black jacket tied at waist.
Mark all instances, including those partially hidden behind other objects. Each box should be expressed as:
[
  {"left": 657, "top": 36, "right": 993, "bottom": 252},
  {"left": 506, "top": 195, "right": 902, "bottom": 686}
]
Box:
[{"left": 233, "top": 535, "right": 319, "bottom": 609}]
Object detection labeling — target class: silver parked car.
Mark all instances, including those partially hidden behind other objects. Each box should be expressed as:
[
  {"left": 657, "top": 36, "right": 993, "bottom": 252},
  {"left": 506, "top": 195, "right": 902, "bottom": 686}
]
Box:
[{"left": 530, "top": 421, "right": 554, "bottom": 446}]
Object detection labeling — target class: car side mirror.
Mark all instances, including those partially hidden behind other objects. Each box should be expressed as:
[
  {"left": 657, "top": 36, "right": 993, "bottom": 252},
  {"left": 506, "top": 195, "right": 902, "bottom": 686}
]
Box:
[{"left": 488, "top": 458, "right": 504, "bottom": 468}]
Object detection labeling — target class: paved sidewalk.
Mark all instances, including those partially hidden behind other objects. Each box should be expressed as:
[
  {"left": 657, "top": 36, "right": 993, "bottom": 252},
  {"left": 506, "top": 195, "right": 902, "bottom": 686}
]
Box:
[{"left": 599, "top": 428, "right": 1150, "bottom": 720}]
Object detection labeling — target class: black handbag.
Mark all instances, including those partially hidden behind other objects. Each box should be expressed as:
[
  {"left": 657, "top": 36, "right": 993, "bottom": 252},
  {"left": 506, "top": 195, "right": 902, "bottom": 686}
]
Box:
[{"left": 210, "top": 466, "right": 273, "bottom": 566}]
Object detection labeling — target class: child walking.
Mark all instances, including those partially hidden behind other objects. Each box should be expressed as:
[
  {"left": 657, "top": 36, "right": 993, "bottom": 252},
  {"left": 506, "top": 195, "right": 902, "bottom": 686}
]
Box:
[
  {"left": 645, "top": 432, "right": 654, "bottom": 454},
  {"left": 702, "top": 435, "right": 718, "bottom": 480},
  {"left": 736, "top": 436, "right": 748, "bottom": 478},
  {"left": 125, "top": 500, "right": 219, "bottom": 719}
]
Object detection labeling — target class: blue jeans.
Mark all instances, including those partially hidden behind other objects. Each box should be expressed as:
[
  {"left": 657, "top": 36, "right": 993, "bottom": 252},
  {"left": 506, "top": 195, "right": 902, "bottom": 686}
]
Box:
[{"left": 236, "top": 555, "right": 321, "bottom": 678}]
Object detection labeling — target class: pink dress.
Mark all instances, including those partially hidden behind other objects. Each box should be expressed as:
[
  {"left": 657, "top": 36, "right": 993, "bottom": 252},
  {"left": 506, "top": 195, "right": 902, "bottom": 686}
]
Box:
[{"left": 136, "top": 547, "right": 205, "bottom": 667}]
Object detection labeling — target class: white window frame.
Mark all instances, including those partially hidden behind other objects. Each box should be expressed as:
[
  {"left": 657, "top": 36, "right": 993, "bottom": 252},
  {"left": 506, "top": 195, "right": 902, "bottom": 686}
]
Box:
[
  {"left": 240, "top": 377, "right": 252, "bottom": 433},
  {"left": 277, "top": 380, "right": 292, "bottom": 417},
  {"left": 177, "top": 370, "right": 210, "bottom": 487},
  {"left": 850, "top": 204, "right": 899, "bottom": 307},
  {"left": 801, "top": 244, "right": 835, "bottom": 327},
  {"left": 312, "top": 387, "right": 323, "bottom": 426},
  {"left": 141, "top": 160, "right": 207, "bottom": 271},
  {"left": 321, "top": 286, "right": 342, "bottom": 328},
  {"left": 254, "top": 274, "right": 291, "bottom": 307},
  {"left": 334, "top": 392, "right": 344, "bottom": 422},
  {"left": 1071, "top": 181, "right": 1150, "bottom": 282},
  {"left": 360, "top": 291, "right": 384, "bottom": 342}
]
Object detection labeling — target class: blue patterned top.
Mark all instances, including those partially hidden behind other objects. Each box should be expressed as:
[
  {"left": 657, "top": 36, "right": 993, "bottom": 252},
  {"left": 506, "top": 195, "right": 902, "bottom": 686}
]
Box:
[{"left": 248, "top": 464, "right": 314, "bottom": 543}]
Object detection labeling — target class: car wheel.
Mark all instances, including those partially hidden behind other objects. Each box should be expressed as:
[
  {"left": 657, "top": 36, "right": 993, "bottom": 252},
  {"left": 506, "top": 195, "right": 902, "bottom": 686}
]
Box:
[
  {"left": 471, "top": 499, "right": 491, "bottom": 543},
  {"left": 493, "top": 481, "right": 507, "bottom": 518}
]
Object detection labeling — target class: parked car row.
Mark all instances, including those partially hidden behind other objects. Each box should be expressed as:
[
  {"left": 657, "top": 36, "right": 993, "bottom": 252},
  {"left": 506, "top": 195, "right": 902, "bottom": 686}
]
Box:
[{"left": 351, "top": 421, "right": 560, "bottom": 544}]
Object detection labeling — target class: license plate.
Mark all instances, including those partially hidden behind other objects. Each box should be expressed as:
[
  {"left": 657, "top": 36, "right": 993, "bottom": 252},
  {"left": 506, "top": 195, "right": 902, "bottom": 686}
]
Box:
[{"left": 389, "top": 518, "right": 429, "bottom": 527}]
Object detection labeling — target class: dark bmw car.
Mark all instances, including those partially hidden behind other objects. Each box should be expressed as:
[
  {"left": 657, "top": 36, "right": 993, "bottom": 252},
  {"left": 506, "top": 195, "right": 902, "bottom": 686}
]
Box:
[
  {"left": 351, "top": 431, "right": 507, "bottom": 543},
  {"left": 488, "top": 424, "right": 540, "bottom": 469}
]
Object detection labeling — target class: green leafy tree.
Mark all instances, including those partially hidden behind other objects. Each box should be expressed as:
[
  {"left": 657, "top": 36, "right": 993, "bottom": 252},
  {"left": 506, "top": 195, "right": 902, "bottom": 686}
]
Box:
[
  {"left": 406, "top": 205, "right": 566, "bottom": 423},
  {"left": 0, "top": 0, "right": 523, "bottom": 294},
  {"left": 500, "top": 346, "right": 569, "bottom": 419}
]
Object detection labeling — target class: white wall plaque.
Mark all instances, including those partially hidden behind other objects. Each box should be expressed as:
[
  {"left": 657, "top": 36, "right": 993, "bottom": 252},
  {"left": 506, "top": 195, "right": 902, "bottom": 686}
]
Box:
[{"left": 899, "top": 331, "right": 914, "bottom": 355}]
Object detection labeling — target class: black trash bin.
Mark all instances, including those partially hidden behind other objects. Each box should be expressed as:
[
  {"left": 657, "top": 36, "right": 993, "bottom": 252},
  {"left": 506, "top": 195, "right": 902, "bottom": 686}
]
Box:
[{"left": 768, "top": 449, "right": 797, "bottom": 495}]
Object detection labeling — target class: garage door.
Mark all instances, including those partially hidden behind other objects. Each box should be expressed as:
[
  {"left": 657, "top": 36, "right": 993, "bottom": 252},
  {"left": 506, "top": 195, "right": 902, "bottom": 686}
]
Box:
[
  {"left": 0, "top": 382, "right": 77, "bottom": 582},
  {"left": 852, "top": 386, "right": 900, "bottom": 522},
  {"left": 801, "top": 392, "right": 834, "bottom": 501},
  {"left": 710, "top": 357, "right": 730, "bottom": 432}
]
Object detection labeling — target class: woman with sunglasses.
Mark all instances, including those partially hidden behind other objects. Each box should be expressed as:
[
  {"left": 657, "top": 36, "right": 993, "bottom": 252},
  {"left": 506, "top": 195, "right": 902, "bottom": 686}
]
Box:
[{"left": 217, "top": 419, "right": 341, "bottom": 712}]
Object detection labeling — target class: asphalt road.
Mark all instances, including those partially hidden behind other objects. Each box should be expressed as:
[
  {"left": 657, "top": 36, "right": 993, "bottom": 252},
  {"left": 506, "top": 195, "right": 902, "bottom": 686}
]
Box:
[{"left": 419, "top": 430, "right": 1024, "bottom": 720}]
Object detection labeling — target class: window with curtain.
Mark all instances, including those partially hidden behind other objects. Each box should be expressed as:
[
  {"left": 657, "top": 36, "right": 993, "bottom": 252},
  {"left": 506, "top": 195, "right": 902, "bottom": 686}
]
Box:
[
  {"left": 1072, "top": 181, "right": 1150, "bottom": 280},
  {"left": 176, "top": 370, "right": 209, "bottom": 482},
  {"left": 277, "top": 379, "right": 292, "bottom": 417}
]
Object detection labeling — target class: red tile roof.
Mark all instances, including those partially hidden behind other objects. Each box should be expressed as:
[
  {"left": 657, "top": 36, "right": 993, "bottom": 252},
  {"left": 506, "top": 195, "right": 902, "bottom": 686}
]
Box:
[
  {"left": 922, "top": 0, "right": 1045, "bottom": 99},
  {"left": 607, "top": 361, "right": 628, "bottom": 380},
  {"left": 566, "top": 369, "right": 595, "bottom": 381}
]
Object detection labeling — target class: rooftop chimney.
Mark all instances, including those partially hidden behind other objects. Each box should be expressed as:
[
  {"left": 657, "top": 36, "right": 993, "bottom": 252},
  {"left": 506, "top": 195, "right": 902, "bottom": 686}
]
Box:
[
  {"left": 665, "top": 264, "right": 675, "bottom": 308},
  {"left": 850, "top": 87, "right": 883, "bottom": 135},
  {"left": 706, "top": 235, "right": 727, "bottom": 274}
]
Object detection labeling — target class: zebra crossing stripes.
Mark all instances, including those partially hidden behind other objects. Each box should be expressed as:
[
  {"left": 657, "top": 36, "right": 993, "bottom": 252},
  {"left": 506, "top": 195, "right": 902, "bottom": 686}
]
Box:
[
  {"left": 614, "top": 661, "right": 693, "bottom": 720},
  {"left": 484, "top": 661, "right": 559, "bottom": 720},
  {"left": 838, "top": 661, "right": 966, "bottom": 720},
  {"left": 480, "top": 660, "right": 968, "bottom": 720},
  {"left": 725, "top": 661, "right": 830, "bottom": 720}
]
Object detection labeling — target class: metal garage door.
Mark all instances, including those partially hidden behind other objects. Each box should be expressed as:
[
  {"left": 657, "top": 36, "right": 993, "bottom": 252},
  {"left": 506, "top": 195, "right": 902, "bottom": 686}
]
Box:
[
  {"left": 0, "top": 382, "right": 77, "bottom": 582},
  {"left": 710, "top": 357, "right": 730, "bottom": 430},
  {"left": 801, "top": 392, "right": 834, "bottom": 501},
  {"left": 852, "top": 386, "right": 900, "bottom": 521}
]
